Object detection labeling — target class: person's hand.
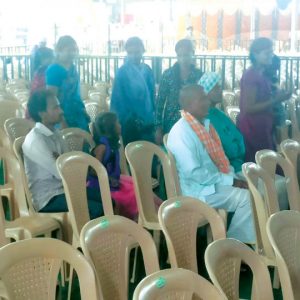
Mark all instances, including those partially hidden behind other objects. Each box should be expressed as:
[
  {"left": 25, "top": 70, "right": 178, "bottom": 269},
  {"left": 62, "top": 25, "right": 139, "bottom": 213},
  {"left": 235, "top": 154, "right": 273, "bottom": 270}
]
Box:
[
  {"left": 155, "top": 127, "right": 164, "bottom": 145},
  {"left": 274, "top": 90, "right": 292, "bottom": 103},
  {"left": 233, "top": 179, "right": 248, "bottom": 189}
]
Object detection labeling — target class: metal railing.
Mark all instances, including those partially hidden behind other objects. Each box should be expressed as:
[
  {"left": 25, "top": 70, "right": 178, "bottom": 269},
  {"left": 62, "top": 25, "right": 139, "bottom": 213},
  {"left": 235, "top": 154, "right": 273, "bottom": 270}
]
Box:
[{"left": 1, "top": 54, "right": 300, "bottom": 90}]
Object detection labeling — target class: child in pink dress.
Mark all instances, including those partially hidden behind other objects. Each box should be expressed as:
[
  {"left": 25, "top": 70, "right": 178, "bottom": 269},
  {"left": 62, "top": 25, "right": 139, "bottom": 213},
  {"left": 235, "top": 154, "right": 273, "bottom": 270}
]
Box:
[{"left": 87, "top": 112, "right": 161, "bottom": 220}]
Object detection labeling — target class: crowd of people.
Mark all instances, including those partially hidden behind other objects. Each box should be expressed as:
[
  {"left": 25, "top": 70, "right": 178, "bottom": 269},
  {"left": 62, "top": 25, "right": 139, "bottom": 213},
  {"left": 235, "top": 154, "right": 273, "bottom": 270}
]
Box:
[{"left": 25, "top": 34, "right": 292, "bottom": 243}]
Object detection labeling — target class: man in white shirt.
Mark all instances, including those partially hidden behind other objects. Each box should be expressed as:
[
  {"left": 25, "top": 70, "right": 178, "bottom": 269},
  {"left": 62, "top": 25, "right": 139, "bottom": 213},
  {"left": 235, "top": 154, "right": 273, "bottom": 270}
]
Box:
[
  {"left": 23, "top": 89, "right": 103, "bottom": 219},
  {"left": 167, "top": 84, "right": 255, "bottom": 243}
]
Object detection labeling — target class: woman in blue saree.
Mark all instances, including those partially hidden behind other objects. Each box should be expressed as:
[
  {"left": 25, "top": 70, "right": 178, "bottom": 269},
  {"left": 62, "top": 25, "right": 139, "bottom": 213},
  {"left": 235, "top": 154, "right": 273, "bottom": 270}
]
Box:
[{"left": 46, "top": 36, "right": 90, "bottom": 131}]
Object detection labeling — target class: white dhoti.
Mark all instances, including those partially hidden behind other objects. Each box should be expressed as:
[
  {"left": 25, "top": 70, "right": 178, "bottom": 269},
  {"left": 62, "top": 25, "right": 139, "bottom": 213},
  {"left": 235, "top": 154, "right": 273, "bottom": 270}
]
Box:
[{"left": 205, "top": 185, "right": 255, "bottom": 244}]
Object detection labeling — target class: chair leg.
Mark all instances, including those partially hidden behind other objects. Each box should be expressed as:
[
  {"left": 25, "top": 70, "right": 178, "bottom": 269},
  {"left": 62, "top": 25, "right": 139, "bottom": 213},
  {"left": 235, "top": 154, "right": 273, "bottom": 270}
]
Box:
[
  {"left": 130, "top": 247, "right": 138, "bottom": 283},
  {"left": 153, "top": 230, "right": 161, "bottom": 258},
  {"left": 273, "top": 267, "right": 280, "bottom": 289},
  {"left": 67, "top": 266, "right": 74, "bottom": 300}
]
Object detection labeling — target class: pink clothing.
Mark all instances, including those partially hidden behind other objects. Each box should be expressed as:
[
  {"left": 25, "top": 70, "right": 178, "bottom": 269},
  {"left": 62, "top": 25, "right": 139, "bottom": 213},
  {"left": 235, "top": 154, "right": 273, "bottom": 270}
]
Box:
[{"left": 111, "top": 175, "right": 138, "bottom": 220}]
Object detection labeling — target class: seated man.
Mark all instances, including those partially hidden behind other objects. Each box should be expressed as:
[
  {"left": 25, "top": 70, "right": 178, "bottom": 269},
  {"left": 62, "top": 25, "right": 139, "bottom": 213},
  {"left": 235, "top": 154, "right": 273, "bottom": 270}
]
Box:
[
  {"left": 199, "top": 72, "right": 245, "bottom": 173},
  {"left": 23, "top": 89, "right": 103, "bottom": 219},
  {"left": 199, "top": 72, "right": 288, "bottom": 210},
  {"left": 167, "top": 84, "right": 255, "bottom": 244}
]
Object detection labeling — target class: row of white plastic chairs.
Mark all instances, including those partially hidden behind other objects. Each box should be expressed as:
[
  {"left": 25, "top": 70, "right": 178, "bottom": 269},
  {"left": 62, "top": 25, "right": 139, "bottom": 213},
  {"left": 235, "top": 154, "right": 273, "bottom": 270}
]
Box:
[
  {"left": 1, "top": 116, "right": 300, "bottom": 298},
  {"left": 0, "top": 207, "right": 297, "bottom": 300}
]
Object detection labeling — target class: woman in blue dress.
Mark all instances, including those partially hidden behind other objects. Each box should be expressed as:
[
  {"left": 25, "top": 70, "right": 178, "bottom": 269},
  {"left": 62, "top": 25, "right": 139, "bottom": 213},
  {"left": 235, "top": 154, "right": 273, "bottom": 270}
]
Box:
[{"left": 46, "top": 35, "right": 90, "bottom": 131}]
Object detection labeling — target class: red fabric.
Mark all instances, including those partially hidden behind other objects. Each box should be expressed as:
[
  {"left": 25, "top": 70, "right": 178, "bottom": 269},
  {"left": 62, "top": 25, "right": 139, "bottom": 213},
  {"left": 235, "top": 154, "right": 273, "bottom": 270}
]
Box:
[{"left": 182, "top": 110, "right": 230, "bottom": 174}]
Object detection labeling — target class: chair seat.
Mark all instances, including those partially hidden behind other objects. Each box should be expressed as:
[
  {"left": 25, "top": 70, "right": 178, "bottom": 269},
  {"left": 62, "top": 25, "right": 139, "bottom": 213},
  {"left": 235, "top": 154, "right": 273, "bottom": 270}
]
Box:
[{"left": 5, "top": 215, "right": 61, "bottom": 238}]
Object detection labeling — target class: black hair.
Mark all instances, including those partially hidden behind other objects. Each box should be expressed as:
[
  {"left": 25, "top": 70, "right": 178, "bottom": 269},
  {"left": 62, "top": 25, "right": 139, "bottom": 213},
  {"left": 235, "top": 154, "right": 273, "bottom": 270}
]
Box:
[
  {"left": 33, "top": 47, "right": 54, "bottom": 72},
  {"left": 249, "top": 37, "right": 273, "bottom": 64},
  {"left": 264, "top": 54, "right": 280, "bottom": 84},
  {"left": 125, "top": 37, "right": 145, "bottom": 52},
  {"left": 93, "top": 112, "right": 120, "bottom": 150},
  {"left": 55, "top": 35, "right": 78, "bottom": 53},
  {"left": 27, "top": 89, "right": 56, "bottom": 122},
  {"left": 175, "top": 39, "right": 195, "bottom": 54}
]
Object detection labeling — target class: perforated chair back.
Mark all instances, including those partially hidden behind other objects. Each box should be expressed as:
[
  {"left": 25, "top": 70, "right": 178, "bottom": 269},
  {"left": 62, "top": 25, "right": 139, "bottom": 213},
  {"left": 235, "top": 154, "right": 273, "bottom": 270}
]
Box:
[
  {"left": 4, "top": 118, "right": 34, "bottom": 144},
  {"left": 0, "top": 238, "right": 100, "bottom": 300},
  {"left": 80, "top": 215, "right": 159, "bottom": 300},
  {"left": 158, "top": 196, "right": 226, "bottom": 273},
  {"left": 205, "top": 238, "right": 274, "bottom": 300},
  {"left": 133, "top": 268, "right": 226, "bottom": 300},
  {"left": 242, "top": 162, "right": 278, "bottom": 264},
  {"left": 255, "top": 149, "right": 300, "bottom": 211},
  {"left": 0, "top": 100, "right": 24, "bottom": 129},
  {"left": 60, "top": 128, "right": 95, "bottom": 153},
  {"left": 267, "top": 210, "right": 300, "bottom": 300},
  {"left": 125, "top": 141, "right": 179, "bottom": 229},
  {"left": 56, "top": 151, "right": 113, "bottom": 242}
]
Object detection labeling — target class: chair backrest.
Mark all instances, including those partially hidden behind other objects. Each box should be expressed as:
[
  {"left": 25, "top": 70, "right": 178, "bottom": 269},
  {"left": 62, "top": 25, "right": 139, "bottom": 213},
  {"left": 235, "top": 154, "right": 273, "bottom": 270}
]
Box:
[
  {"left": 4, "top": 117, "right": 34, "bottom": 144},
  {"left": 281, "top": 139, "right": 300, "bottom": 190},
  {"left": 0, "top": 100, "right": 24, "bottom": 129},
  {"left": 13, "top": 136, "right": 36, "bottom": 214},
  {"left": 288, "top": 96, "right": 300, "bottom": 142},
  {"left": 56, "top": 151, "right": 113, "bottom": 241},
  {"left": 85, "top": 102, "right": 105, "bottom": 123},
  {"left": 133, "top": 268, "right": 226, "bottom": 300},
  {"left": 267, "top": 210, "right": 300, "bottom": 300},
  {"left": 163, "top": 134, "right": 181, "bottom": 196},
  {"left": 242, "top": 162, "right": 278, "bottom": 262},
  {"left": 225, "top": 106, "right": 240, "bottom": 124},
  {"left": 80, "top": 215, "right": 159, "bottom": 300},
  {"left": 60, "top": 128, "right": 95, "bottom": 152},
  {"left": 158, "top": 196, "right": 226, "bottom": 273},
  {"left": 222, "top": 91, "right": 236, "bottom": 107},
  {"left": 205, "top": 238, "right": 274, "bottom": 300},
  {"left": 255, "top": 149, "right": 300, "bottom": 211},
  {"left": 0, "top": 147, "right": 30, "bottom": 217},
  {"left": 0, "top": 128, "right": 11, "bottom": 149},
  {"left": 125, "top": 141, "right": 179, "bottom": 228},
  {"left": 0, "top": 238, "right": 100, "bottom": 300}
]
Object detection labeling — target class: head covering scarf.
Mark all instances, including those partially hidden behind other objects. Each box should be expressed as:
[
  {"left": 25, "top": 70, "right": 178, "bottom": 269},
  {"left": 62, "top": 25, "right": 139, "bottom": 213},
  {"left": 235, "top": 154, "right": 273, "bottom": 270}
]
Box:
[{"left": 198, "top": 72, "right": 221, "bottom": 95}]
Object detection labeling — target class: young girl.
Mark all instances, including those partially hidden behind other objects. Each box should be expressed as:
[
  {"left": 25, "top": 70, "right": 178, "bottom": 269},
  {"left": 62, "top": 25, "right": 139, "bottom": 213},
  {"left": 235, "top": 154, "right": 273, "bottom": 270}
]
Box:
[{"left": 87, "top": 112, "right": 161, "bottom": 220}]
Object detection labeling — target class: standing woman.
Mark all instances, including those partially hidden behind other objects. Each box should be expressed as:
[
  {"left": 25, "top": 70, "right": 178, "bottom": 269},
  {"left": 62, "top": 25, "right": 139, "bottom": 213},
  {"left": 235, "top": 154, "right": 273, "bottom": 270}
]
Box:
[
  {"left": 46, "top": 36, "right": 90, "bottom": 131},
  {"left": 110, "top": 37, "right": 155, "bottom": 146},
  {"left": 155, "top": 39, "right": 203, "bottom": 144},
  {"left": 237, "top": 38, "right": 290, "bottom": 162}
]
